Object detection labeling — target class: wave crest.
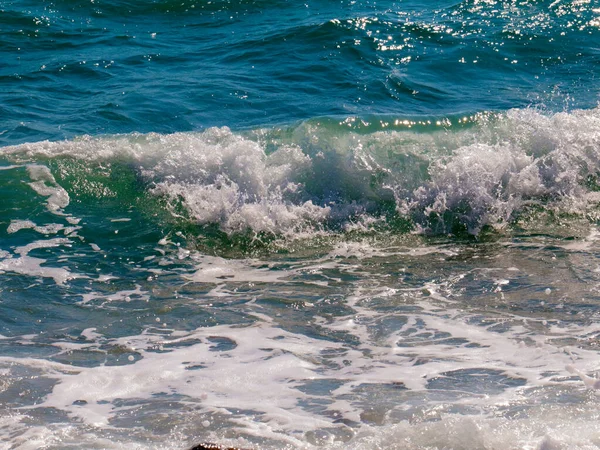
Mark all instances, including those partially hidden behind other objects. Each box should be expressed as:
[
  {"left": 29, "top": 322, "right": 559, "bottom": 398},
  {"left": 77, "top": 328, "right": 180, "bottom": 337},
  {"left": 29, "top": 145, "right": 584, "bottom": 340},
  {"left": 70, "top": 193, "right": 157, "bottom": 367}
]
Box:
[{"left": 3, "top": 107, "right": 600, "bottom": 237}]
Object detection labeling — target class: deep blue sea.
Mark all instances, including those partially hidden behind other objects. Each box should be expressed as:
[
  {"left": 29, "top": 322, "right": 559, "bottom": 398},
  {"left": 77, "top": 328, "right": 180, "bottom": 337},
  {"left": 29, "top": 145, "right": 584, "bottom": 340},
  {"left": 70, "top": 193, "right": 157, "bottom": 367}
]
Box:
[{"left": 1, "top": 1, "right": 600, "bottom": 449}]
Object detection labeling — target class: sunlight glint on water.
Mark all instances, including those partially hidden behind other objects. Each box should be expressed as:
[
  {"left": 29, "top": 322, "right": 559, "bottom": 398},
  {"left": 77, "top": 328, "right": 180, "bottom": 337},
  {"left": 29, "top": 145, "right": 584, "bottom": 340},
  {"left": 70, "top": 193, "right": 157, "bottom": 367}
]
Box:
[{"left": 1, "top": 0, "right": 600, "bottom": 448}]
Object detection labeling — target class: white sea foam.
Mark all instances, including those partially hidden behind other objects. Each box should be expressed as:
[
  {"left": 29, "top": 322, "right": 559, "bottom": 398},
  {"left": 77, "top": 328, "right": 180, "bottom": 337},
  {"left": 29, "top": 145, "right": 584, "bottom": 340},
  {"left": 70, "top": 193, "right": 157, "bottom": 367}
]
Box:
[
  {"left": 398, "top": 107, "right": 600, "bottom": 233},
  {"left": 78, "top": 284, "right": 150, "bottom": 305},
  {"left": 2, "top": 110, "right": 600, "bottom": 450},
  {"left": 7, "top": 219, "right": 71, "bottom": 235},
  {"left": 0, "top": 236, "right": 599, "bottom": 449},
  {"left": 2, "top": 107, "right": 599, "bottom": 235},
  {"left": 6, "top": 219, "right": 37, "bottom": 234},
  {"left": 186, "top": 254, "right": 292, "bottom": 285},
  {"left": 0, "top": 238, "right": 79, "bottom": 284},
  {"left": 3, "top": 298, "right": 599, "bottom": 449},
  {"left": 26, "top": 164, "right": 70, "bottom": 215}
]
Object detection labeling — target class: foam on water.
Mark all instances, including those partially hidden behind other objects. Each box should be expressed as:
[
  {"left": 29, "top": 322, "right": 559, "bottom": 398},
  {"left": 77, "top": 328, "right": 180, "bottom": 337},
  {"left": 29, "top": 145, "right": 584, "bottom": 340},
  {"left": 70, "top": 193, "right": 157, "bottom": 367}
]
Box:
[
  {"left": 26, "top": 164, "right": 70, "bottom": 215},
  {"left": 398, "top": 107, "right": 600, "bottom": 233},
  {"left": 1, "top": 234, "right": 600, "bottom": 449},
  {"left": 2, "top": 107, "right": 600, "bottom": 449},
  {"left": 2, "top": 0, "right": 600, "bottom": 447},
  {"left": 186, "top": 254, "right": 292, "bottom": 285},
  {"left": 2, "top": 106, "right": 600, "bottom": 236},
  {"left": 0, "top": 237, "right": 79, "bottom": 285},
  {"left": 3, "top": 294, "right": 600, "bottom": 448}
]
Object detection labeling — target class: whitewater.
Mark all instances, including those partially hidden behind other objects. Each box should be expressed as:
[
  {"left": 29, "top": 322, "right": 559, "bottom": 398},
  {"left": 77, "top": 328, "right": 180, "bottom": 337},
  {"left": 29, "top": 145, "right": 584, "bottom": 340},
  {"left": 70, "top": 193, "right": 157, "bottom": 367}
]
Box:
[{"left": 2, "top": 0, "right": 600, "bottom": 449}]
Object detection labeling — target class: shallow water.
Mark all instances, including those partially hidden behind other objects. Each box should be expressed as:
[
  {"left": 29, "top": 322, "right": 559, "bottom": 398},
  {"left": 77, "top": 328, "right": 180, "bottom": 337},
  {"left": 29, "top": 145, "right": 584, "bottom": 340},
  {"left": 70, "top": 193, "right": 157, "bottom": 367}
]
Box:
[{"left": 1, "top": 0, "right": 600, "bottom": 449}]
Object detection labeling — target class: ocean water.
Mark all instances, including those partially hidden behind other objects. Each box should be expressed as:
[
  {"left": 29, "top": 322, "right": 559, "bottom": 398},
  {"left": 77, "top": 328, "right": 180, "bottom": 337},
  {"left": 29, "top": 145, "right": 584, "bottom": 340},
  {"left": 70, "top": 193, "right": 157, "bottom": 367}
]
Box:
[{"left": 1, "top": 0, "right": 600, "bottom": 449}]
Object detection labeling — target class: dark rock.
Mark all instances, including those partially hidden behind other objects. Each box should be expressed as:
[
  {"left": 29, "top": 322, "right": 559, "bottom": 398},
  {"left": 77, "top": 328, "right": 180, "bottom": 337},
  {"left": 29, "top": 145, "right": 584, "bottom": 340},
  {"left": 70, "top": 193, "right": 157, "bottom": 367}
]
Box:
[{"left": 188, "top": 444, "right": 249, "bottom": 450}]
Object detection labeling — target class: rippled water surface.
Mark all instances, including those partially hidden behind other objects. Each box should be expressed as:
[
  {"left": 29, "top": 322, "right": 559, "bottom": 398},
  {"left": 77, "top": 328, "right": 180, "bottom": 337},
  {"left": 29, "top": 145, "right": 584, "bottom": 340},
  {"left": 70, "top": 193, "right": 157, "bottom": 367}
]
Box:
[
  {"left": 1, "top": 0, "right": 600, "bottom": 449},
  {"left": 1, "top": 0, "right": 599, "bottom": 143}
]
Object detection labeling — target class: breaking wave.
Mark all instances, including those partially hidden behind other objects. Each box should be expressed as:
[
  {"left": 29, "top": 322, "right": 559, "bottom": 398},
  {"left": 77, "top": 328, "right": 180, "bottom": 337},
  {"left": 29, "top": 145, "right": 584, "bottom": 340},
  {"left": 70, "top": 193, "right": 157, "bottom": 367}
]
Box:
[{"left": 2, "top": 106, "right": 600, "bottom": 238}]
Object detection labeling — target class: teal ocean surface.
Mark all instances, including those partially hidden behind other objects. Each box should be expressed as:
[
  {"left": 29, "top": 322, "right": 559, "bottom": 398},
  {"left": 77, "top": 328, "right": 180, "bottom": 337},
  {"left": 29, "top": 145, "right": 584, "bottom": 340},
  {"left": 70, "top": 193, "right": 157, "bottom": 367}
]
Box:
[{"left": 1, "top": 1, "right": 600, "bottom": 449}]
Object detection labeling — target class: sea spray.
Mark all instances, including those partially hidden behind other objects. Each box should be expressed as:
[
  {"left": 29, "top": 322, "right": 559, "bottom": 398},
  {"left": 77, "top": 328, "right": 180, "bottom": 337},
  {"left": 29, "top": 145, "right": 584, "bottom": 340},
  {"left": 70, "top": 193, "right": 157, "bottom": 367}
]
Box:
[{"left": 3, "top": 107, "right": 600, "bottom": 238}]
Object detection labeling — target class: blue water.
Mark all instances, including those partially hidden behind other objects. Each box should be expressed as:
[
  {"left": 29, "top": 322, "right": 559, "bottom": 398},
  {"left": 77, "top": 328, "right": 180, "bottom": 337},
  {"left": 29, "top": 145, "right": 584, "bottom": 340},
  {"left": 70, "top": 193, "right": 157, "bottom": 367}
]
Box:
[
  {"left": 1, "top": 0, "right": 599, "bottom": 145},
  {"left": 2, "top": 1, "right": 600, "bottom": 449}
]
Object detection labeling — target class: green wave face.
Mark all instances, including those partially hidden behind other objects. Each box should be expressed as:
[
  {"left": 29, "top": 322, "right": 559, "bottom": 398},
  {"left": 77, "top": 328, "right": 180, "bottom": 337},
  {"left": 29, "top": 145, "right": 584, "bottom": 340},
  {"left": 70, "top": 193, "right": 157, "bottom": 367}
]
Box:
[{"left": 2, "top": 107, "right": 600, "bottom": 255}]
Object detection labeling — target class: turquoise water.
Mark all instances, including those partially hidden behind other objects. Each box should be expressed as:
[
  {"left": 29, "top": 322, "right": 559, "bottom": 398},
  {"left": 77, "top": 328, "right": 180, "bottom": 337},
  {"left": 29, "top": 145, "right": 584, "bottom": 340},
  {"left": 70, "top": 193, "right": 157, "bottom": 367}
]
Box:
[{"left": 2, "top": 1, "right": 600, "bottom": 449}]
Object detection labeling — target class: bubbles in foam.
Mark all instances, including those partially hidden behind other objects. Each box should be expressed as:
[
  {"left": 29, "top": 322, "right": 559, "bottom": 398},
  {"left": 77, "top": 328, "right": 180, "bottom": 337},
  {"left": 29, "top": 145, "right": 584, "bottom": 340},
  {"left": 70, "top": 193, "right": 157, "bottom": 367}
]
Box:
[
  {"left": 399, "top": 107, "right": 600, "bottom": 233},
  {"left": 3, "top": 107, "right": 600, "bottom": 450},
  {"left": 26, "top": 164, "right": 70, "bottom": 215},
  {"left": 0, "top": 230, "right": 600, "bottom": 448},
  {"left": 0, "top": 237, "right": 79, "bottom": 285},
  {"left": 2, "top": 107, "right": 600, "bottom": 237},
  {"left": 186, "top": 254, "right": 292, "bottom": 285}
]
